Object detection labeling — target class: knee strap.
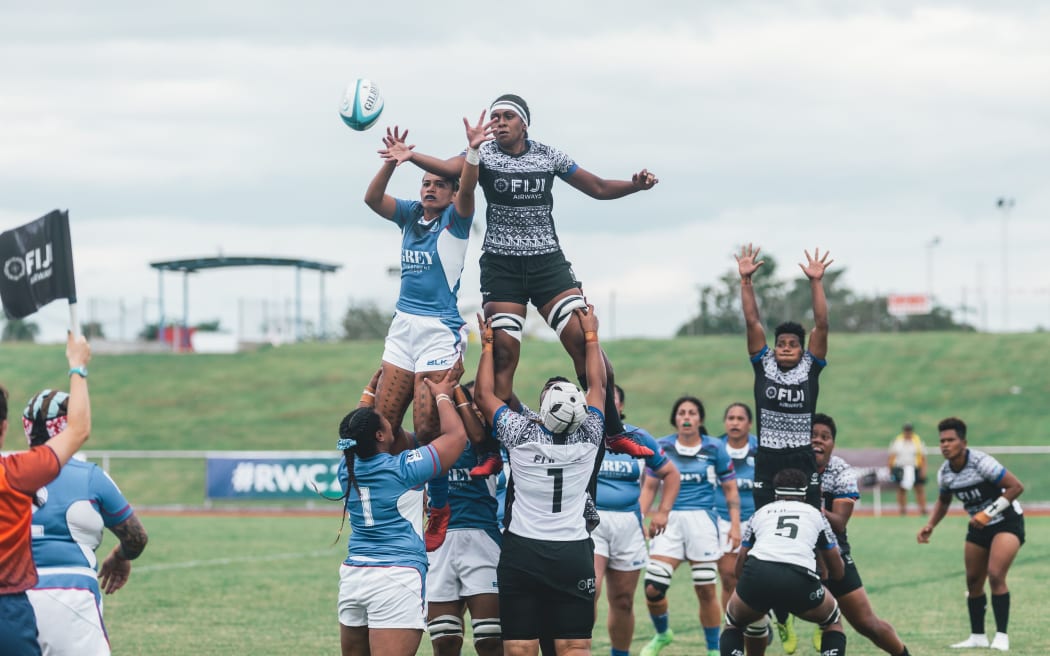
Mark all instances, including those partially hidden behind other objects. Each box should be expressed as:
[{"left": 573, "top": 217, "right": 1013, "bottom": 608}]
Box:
[
  {"left": 427, "top": 614, "right": 464, "bottom": 640},
  {"left": 691, "top": 562, "right": 718, "bottom": 587},
  {"left": 645, "top": 560, "right": 675, "bottom": 599},
  {"left": 745, "top": 616, "right": 770, "bottom": 638},
  {"left": 545, "top": 295, "right": 586, "bottom": 337},
  {"left": 817, "top": 601, "right": 841, "bottom": 629},
  {"left": 471, "top": 617, "right": 501, "bottom": 643},
  {"left": 489, "top": 312, "right": 524, "bottom": 342}
]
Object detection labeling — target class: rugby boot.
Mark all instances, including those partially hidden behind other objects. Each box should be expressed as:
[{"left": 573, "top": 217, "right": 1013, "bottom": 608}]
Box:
[
  {"left": 990, "top": 632, "right": 1009, "bottom": 651},
  {"left": 777, "top": 614, "right": 798, "bottom": 654},
  {"left": 605, "top": 432, "right": 654, "bottom": 457},
  {"left": 951, "top": 634, "right": 990, "bottom": 648},
  {"left": 469, "top": 449, "right": 503, "bottom": 478},
  {"left": 424, "top": 504, "right": 450, "bottom": 552},
  {"left": 640, "top": 629, "right": 674, "bottom": 656}
]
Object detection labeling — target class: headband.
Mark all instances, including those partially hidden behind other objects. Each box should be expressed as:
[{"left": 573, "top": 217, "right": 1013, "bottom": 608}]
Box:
[{"left": 490, "top": 99, "right": 529, "bottom": 128}]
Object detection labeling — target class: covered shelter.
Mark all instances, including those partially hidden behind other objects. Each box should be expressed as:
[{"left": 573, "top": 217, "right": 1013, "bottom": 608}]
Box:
[{"left": 150, "top": 256, "right": 341, "bottom": 347}]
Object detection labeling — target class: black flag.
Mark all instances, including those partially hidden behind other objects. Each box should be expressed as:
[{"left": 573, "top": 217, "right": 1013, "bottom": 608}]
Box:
[{"left": 0, "top": 209, "right": 78, "bottom": 319}]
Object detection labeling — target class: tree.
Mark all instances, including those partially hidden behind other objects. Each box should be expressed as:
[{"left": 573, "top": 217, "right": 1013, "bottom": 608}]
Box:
[
  {"left": 81, "top": 321, "right": 105, "bottom": 339},
  {"left": 341, "top": 301, "right": 392, "bottom": 340},
  {"left": 2, "top": 318, "right": 40, "bottom": 342}
]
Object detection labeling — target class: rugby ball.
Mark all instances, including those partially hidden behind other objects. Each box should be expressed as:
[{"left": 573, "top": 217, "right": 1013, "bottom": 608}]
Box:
[
  {"left": 539, "top": 382, "right": 588, "bottom": 435},
  {"left": 339, "top": 78, "right": 384, "bottom": 131}
]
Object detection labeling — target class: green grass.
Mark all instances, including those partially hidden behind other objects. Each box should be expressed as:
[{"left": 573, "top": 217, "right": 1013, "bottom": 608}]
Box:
[
  {"left": 100, "top": 513, "right": 1050, "bottom": 655},
  {"left": 1, "top": 332, "right": 1047, "bottom": 450}
]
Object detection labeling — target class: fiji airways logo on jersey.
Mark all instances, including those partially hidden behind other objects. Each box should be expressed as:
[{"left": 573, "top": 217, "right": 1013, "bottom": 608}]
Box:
[
  {"left": 765, "top": 385, "right": 805, "bottom": 408},
  {"left": 492, "top": 176, "right": 547, "bottom": 200}
]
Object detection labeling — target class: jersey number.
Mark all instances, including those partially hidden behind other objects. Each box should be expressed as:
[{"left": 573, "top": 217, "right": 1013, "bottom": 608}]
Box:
[
  {"left": 547, "top": 468, "right": 564, "bottom": 513},
  {"left": 775, "top": 514, "right": 800, "bottom": 539},
  {"left": 359, "top": 487, "right": 374, "bottom": 527}
]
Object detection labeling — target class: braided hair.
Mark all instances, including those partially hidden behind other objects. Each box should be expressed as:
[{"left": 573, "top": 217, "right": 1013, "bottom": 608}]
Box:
[{"left": 331, "top": 407, "right": 385, "bottom": 544}]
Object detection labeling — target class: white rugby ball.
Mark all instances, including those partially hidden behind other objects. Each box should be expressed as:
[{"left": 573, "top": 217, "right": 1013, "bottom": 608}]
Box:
[{"left": 339, "top": 78, "right": 384, "bottom": 131}]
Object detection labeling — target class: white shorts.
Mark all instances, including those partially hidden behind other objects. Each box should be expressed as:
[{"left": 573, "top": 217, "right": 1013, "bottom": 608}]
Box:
[
  {"left": 426, "top": 529, "right": 501, "bottom": 602},
  {"left": 338, "top": 564, "right": 426, "bottom": 630},
  {"left": 27, "top": 586, "right": 110, "bottom": 655},
  {"left": 383, "top": 311, "right": 468, "bottom": 373},
  {"left": 592, "top": 510, "right": 647, "bottom": 571},
  {"left": 718, "top": 517, "right": 740, "bottom": 555},
  {"left": 648, "top": 509, "right": 721, "bottom": 563}
]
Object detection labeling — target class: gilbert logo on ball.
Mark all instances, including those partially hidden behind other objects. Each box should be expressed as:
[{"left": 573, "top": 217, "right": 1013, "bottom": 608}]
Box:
[{"left": 339, "top": 78, "right": 384, "bottom": 131}]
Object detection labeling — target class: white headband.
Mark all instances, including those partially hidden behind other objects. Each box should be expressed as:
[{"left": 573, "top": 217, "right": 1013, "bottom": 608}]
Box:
[{"left": 490, "top": 101, "right": 529, "bottom": 128}]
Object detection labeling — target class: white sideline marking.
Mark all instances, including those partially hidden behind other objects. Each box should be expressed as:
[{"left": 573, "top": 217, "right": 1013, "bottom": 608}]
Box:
[{"left": 136, "top": 549, "right": 336, "bottom": 573}]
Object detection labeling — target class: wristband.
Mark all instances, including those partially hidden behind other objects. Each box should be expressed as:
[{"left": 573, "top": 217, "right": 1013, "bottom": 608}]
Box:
[
  {"left": 361, "top": 389, "right": 375, "bottom": 397},
  {"left": 584, "top": 331, "right": 598, "bottom": 343},
  {"left": 465, "top": 147, "right": 480, "bottom": 166},
  {"left": 457, "top": 402, "right": 471, "bottom": 408},
  {"left": 435, "top": 394, "right": 453, "bottom": 406},
  {"left": 984, "top": 496, "right": 1011, "bottom": 518},
  {"left": 68, "top": 366, "right": 88, "bottom": 378}
]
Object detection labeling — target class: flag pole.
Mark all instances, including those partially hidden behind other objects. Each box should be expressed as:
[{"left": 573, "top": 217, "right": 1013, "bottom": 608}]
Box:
[{"left": 69, "top": 301, "right": 81, "bottom": 338}]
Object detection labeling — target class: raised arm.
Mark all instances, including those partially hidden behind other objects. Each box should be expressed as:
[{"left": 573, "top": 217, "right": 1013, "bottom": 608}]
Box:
[
  {"left": 46, "top": 334, "right": 92, "bottom": 466},
  {"left": 379, "top": 125, "right": 465, "bottom": 180},
  {"left": 736, "top": 244, "right": 767, "bottom": 356},
  {"left": 800, "top": 248, "right": 833, "bottom": 360},
  {"left": 473, "top": 314, "right": 503, "bottom": 427},
  {"left": 453, "top": 112, "right": 494, "bottom": 219},
  {"left": 564, "top": 166, "right": 658, "bottom": 200},
  {"left": 364, "top": 127, "right": 412, "bottom": 220},
  {"left": 422, "top": 373, "right": 468, "bottom": 473},
  {"left": 575, "top": 304, "right": 607, "bottom": 410}
]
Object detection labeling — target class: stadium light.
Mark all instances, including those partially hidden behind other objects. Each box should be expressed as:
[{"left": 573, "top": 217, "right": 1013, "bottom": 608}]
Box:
[
  {"left": 996, "top": 197, "right": 1015, "bottom": 331},
  {"left": 925, "top": 236, "right": 941, "bottom": 300}
]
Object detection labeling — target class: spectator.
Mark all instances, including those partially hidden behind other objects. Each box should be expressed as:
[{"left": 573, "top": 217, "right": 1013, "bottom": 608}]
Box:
[{"left": 888, "top": 422, "right": 927, "bottom": 515}]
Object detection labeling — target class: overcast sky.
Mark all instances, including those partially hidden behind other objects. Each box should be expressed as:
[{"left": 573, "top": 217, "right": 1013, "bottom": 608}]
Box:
[{"left": 2, "top": 1, "right": 1048, "bottom": 341}]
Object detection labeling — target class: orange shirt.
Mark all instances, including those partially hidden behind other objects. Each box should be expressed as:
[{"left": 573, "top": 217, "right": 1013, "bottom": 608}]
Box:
[{"left": 0, "top": 445, "right": 60, "bottom": 594}]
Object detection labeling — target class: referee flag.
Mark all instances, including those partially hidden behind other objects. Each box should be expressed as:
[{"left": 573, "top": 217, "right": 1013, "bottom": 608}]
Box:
[{"left": 0, "top": 209, "right": 78, "bottom": 319}]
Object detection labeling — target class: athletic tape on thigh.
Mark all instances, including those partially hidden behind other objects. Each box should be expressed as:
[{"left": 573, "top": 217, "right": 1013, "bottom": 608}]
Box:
[
  {"left": 645, "top": 560, "right": 675, "bottom": 595},
  {"left": 817, "top": 601, "right": 841, "bottom": 629},
  {"left": 490, "top": 313, "right": 524, "bottom": 342},
  {"left": 745, "top": 616, "right": 770, "bottom": 638},
  {"left": 471, "top": 617, "right": 501, "bottom": 643},
  {"left": 427, "top": 614, "right": 464, "bottom": 639},
  {"left": 691, "top": 562, "right": 718, "bottom": 586},
  {"left": 545, "top": 295, "right": 586, "bottom": 337}
]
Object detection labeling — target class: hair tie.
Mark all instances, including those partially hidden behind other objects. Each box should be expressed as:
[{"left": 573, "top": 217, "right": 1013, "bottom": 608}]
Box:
[{"left": 337, "top": 438, "right": 357, "bottom": 451}]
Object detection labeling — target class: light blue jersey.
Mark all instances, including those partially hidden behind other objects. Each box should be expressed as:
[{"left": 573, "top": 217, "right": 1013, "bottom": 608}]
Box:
[
  {"left": 338, "top": 444, "right": 442, "bottom": 576},
  {"left": 596, "top": 424, "right": 669, "bottom": 513},
  {"left": 443, "top": 442, "right": 501, "bottom": 544},
  {"left": 655, "top": 434, "right": 735, "bottom": 516},
  {"left": 31, "top": 459, "right": 134, "bottom": 602},
  {"left": 391, "top": 199, "right": 472, "bottom": 321},
  {"left": 495, "top": 445, "right": 510, "bottom": 530},
  {"left": 715, "top": 434, "right": 758, "bottom": 522}
]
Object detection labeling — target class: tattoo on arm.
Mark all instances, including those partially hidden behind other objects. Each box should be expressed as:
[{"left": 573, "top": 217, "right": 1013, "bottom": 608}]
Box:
[{"left": 110, "top": 515, "right": 149, "bottom": 560}]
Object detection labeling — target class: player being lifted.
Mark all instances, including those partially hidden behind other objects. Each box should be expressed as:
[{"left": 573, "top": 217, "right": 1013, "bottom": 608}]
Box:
[
  {"left": 380, "top": 94, "right": 657, "bottom": 458},
  {"left": 362, "top": 116, "right": 483, "bottom": 546}
]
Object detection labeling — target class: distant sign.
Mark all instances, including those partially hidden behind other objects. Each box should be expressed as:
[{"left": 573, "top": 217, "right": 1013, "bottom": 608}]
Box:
[
  {"left": 887, "top": 294, "right": 932, "bottom": 316},
  {"left": 207, "top": 456, "right": 343, "bottom": 499}
]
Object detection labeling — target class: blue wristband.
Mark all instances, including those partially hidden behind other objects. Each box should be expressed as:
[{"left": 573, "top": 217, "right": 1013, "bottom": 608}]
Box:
[{"left": 69, "top": 366, "right": 88, "bottom": 378}]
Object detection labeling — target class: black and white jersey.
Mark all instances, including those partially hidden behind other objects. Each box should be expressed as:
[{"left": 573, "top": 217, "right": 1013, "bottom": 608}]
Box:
[
  {"left": 751, "top": 346, "right": 825, "bottom": 450},
  {"left": 478, "top": 140, "right": 577, "bottom": 257},
  {"left": 819, "top": 455, "right": 860, "bottom": 553},
  {"left": 938, "top": 449, "right": 1022, "bottom": 525},
  {"left": 493, "top": 403, "right": 602, "bottom": 541},
  {"left": 742, "top": 500, "right": 837, "bottom": 577}
]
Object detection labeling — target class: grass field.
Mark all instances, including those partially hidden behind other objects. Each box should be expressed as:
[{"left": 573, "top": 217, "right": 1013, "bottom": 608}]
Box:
[{"left": 100, "top": 512, "right": 1049, "bottom": 655}]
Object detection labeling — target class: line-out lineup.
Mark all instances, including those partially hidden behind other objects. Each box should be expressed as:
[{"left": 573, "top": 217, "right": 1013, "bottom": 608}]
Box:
[{"left": 0, "top": 91, "right": 1026, "bottom": 656}]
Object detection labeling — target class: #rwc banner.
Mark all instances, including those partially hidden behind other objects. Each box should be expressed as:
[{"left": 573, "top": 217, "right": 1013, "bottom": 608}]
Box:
[
  {"left": 0, "top": 209, "right": 77, "bottom": 319},
  {"left": 206, "top": 455, "right": 345, "bottom": 499}
]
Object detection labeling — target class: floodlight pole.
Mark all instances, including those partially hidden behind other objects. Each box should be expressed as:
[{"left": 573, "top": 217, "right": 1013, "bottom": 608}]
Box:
[
  {"left": 997, "top": 197, "right": 1015, "bottom": 331},
  {"left": 925, "top": 236, "right": 941, "bottom": 300}
]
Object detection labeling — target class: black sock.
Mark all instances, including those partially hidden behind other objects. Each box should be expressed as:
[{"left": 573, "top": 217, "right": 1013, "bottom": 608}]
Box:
[
  {"left": 820, "top": 630, "right": 846, "bottom": 655},
  {"left": 774, "top": 608, "right": 790, "bottom": 624},
  {"left": 967, "top": 594, "right": 987, "bottom": 635},
  {"left": 991, "top": 592, "right": 1010, "bottom": 634},
  {"left": 898, "top": 647, "right": 910, "bottom": 656},
  {"left": 720, "top": 626, "right": 744, "bottom": 656}
]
